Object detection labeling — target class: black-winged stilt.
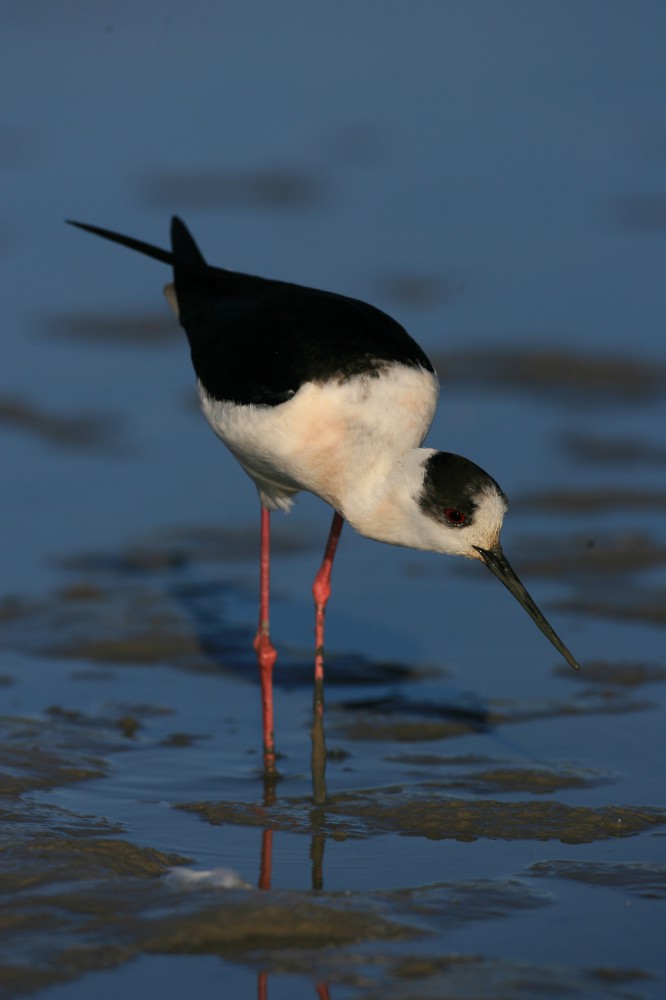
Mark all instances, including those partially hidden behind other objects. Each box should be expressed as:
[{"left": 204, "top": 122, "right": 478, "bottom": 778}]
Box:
[{"left": 69, "top": 217, "right": 580, "bottom": 786}]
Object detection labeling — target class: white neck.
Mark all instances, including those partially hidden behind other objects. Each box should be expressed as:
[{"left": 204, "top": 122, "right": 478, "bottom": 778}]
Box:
[{"left": 340, "top": 448, "right": 437, "bottom": 549}]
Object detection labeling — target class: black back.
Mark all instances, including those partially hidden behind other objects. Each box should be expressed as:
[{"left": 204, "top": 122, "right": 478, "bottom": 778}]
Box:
[
  {"left": 169, "top": 219, "right": 434, "bottom": 405},
  {"left": 70, "top": 217, "right": 434, "bottom": 406}
]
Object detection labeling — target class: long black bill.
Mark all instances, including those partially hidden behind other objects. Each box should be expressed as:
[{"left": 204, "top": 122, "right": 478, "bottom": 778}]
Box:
[{"left": 475, "top": 545, "right": 580, "bottom": 672}]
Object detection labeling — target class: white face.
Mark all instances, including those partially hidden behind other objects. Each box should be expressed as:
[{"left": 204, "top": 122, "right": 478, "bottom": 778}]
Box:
[
  {"left": 405, "top": 450, "right": 510, "bottom": 559},
  {"left": 423, "top": 484, "right": 509, "bottom": 559}
]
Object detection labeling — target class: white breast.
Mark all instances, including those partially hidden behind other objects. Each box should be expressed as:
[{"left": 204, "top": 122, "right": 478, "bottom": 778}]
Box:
[{"left": 199, "top": 363, "right": 439, "bottom": 514}]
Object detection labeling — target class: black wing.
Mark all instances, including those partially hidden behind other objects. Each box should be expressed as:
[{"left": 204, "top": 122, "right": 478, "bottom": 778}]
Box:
[{"left": 70, "top": 217, "right": 434, "bottom": 406}]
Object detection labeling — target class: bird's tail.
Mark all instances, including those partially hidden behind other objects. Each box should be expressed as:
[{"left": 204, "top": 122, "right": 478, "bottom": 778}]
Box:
[{"left": 67, "top": 217, "right": 207, "bottom": 271}]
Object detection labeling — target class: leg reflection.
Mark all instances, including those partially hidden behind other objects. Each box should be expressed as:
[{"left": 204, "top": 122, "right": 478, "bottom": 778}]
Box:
[
  {"left": 258, "top": 828, "right": 273, "bottom": 892},
  {"left": 258, "top": 970, "right": 268, "bottom": 1000},
  {"left": 310, "top": 831, "right": 325, "bottom": 892},
  {"left": 256, "top": 806, "right": 333, "bottom": 996}
]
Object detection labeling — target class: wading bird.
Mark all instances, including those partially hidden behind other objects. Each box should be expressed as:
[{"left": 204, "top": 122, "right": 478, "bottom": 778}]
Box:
[{"left": 69, "top": 217, "right": 580, "bottom": 794}]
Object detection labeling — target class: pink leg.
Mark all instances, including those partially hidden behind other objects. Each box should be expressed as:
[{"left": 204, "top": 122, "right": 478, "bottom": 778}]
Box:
[
  {"left": 313, "top": 512, "right": 344, "bottom": 684},
  {"left": 311, "top": 512, "right": 344, "bottom": 803},
  {"left": 253, "top": 505, "right": 278, "bottom": 776}
]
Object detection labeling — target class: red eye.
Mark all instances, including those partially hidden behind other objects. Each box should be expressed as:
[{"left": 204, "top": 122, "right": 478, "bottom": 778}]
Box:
[{"left": 443, "top": 507, "right": 467, "bottom": 526}]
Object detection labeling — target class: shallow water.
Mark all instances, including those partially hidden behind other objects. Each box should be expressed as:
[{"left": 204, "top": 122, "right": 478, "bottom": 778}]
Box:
[{"left": 2, "top": 3, "right": 666, "bottom": 998}]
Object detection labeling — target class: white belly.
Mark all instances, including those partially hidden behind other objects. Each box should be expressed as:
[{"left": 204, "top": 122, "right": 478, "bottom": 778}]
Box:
[{"left": 199, "top": 364, "right": 439, "bottom": 513}]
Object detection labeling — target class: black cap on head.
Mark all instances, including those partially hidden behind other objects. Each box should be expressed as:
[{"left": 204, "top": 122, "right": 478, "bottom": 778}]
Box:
[{"left": 418, "top": 452, "right": 506, "bottom": 526}]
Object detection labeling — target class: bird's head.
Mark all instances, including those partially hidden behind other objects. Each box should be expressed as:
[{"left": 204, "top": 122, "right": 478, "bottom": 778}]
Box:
[
  {"left": 417, "top": 451, "right": 508, "bottom": 558},
  {"left": 418, "top": 452, "right": 580, "bottom": 671}
]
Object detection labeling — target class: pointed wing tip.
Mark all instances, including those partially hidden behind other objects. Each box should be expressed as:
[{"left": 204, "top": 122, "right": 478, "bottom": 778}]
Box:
[
  {"left": 169, "top": 217, "right": 206, "bottom": 266},
  {"left": 66, "top": 219, "right": 175, "bottom": 266},
  {"left": 65, "top": 219, "right": 114, "bottom": 239},
  {"left": 170, "top": 216, "right": 183, "bottom": 241}
]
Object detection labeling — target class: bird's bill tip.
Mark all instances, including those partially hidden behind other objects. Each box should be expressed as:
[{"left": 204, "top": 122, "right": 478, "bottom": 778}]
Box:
[{"left": 474, "top": 544, "right": 581, "bottom": 672}]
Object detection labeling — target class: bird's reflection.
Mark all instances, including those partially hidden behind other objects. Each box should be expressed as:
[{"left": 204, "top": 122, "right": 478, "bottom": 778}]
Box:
[
  {"left": 258, "top": 970, "right": 331, "bottom": 1000},
  {"left": 256, "top": 711, "right": 331, "bottom": 998}
]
